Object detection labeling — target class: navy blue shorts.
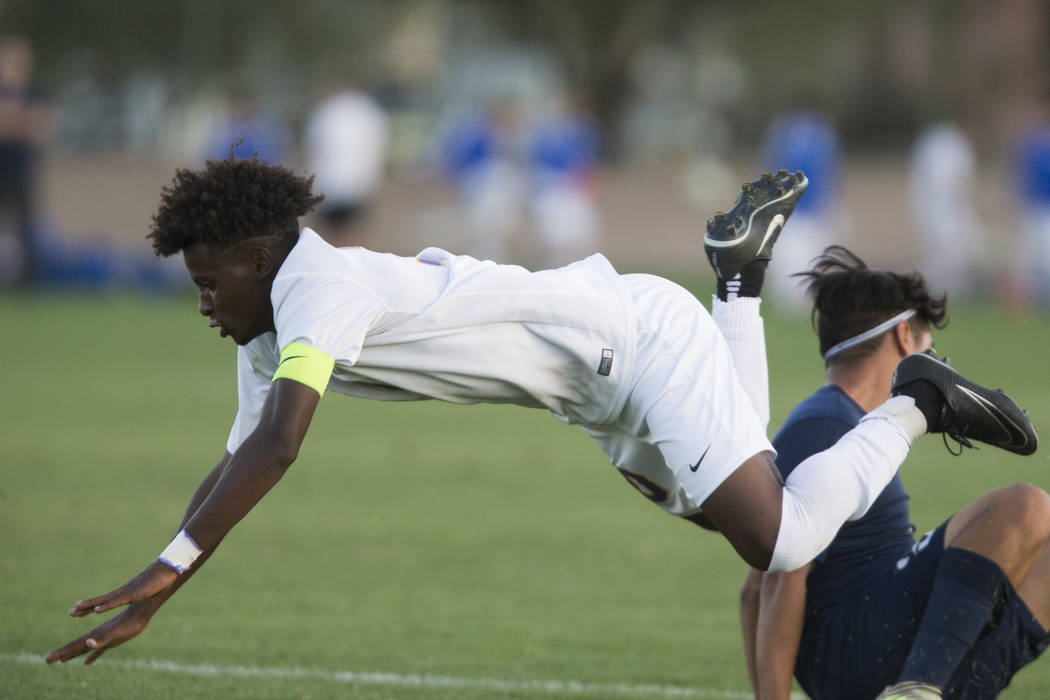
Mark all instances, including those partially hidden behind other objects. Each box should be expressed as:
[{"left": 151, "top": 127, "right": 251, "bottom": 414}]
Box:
[{"left": 796, "top": 522, "right": 1049, "bottom": 700}]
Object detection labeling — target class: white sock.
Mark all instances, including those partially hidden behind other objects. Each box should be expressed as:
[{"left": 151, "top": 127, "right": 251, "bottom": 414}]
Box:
[
  {"left": 767, "top": 396, "right": 925, "bottom": 573},
  {"left": 711, "top": 296, "right": 769, "bottom": 430}
]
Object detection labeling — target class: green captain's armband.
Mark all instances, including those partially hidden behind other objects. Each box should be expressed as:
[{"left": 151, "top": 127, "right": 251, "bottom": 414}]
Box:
[{"left": 272, "top": 342, "right": 335, "bottom": 396}]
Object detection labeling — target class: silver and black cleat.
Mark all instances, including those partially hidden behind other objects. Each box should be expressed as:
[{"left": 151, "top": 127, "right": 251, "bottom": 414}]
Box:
[{"left": 704, "top": 169, "right": 809, "bottom": 281}]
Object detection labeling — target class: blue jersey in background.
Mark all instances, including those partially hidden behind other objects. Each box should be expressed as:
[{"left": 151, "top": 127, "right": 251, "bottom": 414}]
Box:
[{"left": 763, "top": 111, "right": 840, "bottom": 215}]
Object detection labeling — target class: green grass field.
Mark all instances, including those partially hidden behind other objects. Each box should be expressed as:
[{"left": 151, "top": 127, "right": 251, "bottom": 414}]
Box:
[{"left": 3, "top": 283, "right": 1050, "bottom": 699}]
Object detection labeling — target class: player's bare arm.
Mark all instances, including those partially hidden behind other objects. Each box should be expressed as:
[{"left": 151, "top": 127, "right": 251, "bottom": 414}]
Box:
[
  {"left": 175, "top": 377, "right": 320, "bottom": 552},
  {"left": 180, "top": 452, "right": 234, "bottom": 528},
  {"left": 739, "top": 567, "right": 763, "bottom": 694},
  {"left": 755, "top": 565, "right": 809, "bottom": 700},
  {"left": 69, "top": 378, "right": 318, "bottom": 610},
  {"left": 46, "top": 379, "right": 320, "bottom": 663},
  {"left": 739, "top": 565, "right": 809, "bottom": 700}
]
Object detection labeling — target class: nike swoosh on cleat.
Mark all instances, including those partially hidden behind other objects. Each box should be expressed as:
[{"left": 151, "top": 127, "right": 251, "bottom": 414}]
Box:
[
  {"left": 757, "top": 214, "right": 785, "bottom": 251},
  {"left": 956, "top": 386, "right": 1032, "bottom": 451},
  {"left": 689, "top": 444, "right": 712, "bottom": 472}
]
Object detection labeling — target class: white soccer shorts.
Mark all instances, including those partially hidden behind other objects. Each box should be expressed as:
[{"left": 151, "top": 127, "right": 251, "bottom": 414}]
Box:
[{"left": 583, "top": 273, "right": 773, "bottom": 517}]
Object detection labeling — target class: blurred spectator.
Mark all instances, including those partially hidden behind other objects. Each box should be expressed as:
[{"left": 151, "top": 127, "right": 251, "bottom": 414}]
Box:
[
  {"left": 908, "top": 122, "right": 984, "bottom": 299},
  {"left": 440, "top": 97, "right": 528, "bottom": 263},
  {"left": 761, "top": 103, "right": 843, "bottom": 312},
  {"left": 0, "top": 35, "right": 51, "bottom": 285},
  {"left": 303, "top": 82, "right": 389, "bottom": 244},
  {"left": 1011, "top": 90, "right": 1050, "bottom": 309},
  {"left": 31, "top": 225, "right": 187, "bottom": 292},
  {"left": 527, "top": 96, "right": 601, "bottom": 267},
  {"left": 204, "top": 87, "right": 291, "bottom": 165}
]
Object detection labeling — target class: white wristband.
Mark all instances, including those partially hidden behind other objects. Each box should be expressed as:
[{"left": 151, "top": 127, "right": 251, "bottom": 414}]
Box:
[{"left": 158, "top": 529, "right": 203, "bottom": 573}]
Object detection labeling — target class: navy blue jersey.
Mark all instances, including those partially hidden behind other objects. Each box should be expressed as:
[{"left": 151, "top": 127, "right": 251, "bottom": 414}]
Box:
[{"left": 773, "top": 385, "right": 915, "bottom": 612}]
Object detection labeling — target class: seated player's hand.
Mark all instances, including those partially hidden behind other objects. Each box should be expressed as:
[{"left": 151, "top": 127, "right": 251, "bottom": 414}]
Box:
[
  {"left": 66, "top": 560, "right": 178, "bottom": 618},
  {"left": 45, "top": 602, "right": 154, "bottom": 665}
]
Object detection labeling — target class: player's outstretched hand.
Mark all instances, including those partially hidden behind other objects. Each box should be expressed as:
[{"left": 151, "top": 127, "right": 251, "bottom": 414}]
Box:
[
  {"left": 45, "top": 602, "right": 154, "bottom": 665},
  {"left": 67, "top": 560, "right": 178, "bottom": 617}
]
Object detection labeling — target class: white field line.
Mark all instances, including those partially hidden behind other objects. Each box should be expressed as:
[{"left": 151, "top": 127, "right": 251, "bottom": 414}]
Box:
[{"left": 3, "top": 651, "right": 806, "bottom": 699}]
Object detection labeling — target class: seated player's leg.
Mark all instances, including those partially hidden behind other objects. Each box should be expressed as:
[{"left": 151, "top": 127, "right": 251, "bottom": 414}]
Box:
[
  {"left": 885, "top": 484, "right": 1050, "bottom": 697},
  {"left": 1016, "top": 521, "right": 1050, "bottom": 632},
  {"left": 941, "top": 590, "right": 1050, "bottom": 697},
  {"left": 948, "top": 527, "right": 1050, "bottom": 695},
  {"left": 942, "top": 483, "right": 1050, "bottom": 584},
  {"left": 802, "top": 494, "right": 1050, "bottom": 700},
  {"left": 876, "top": 545, "right": 1049, "bottom": 700},
  {"left": 791, "top": 523, "right": 950, "bottom": 700}
]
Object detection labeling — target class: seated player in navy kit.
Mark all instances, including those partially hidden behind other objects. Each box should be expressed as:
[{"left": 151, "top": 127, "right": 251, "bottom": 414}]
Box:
[
  {"left": 45, "top": 160, "right": 1037, "bottom": 674},
  {"left": 739, "top": 246, "right": 1050, "bottom": 700}
]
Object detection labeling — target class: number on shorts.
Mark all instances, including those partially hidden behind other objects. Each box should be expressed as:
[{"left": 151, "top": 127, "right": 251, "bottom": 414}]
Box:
[{"left": 616, "top": 467, "right": 669, "bottom": 503}]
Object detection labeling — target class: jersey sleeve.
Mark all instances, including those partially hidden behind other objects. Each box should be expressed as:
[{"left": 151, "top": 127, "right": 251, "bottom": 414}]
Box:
[
  {"left": 226, "top": 341, "right": 279, "bottom": 454},
  {"left": 271, "top": 272, "right": 387, "bottom": 367}
]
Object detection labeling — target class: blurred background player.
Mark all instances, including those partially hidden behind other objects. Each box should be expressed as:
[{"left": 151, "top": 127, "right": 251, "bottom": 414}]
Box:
[
  {"left": 203, "top": 86, "right": 291, "bottom": 166},
  {"left": 303, "top": 79, "right": 389, "bottom": 245},
  {"left": 909, "top": 121, "right": 985, "bottom": 300},
  {"left": 1011, "top": 86, "right": 1050, "bottom": 309},
  {"left": 738, "top": 246, "right": 1050, "bottom": 700},
  {"left": 527, "top": 93, "right": 601, "bottom": 268},
  {"left": 760, "top": 99, "right": 843, "bottom": 313},
  {"left": 440, "top": 96, "right": 528, "bottom": 263},
  {"left": 0, "top": 34, "right": 50, "bottom": 285}
]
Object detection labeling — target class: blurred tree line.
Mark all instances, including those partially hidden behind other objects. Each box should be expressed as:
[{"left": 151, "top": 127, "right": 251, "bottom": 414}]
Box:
[{"left": 2, "top": 0, "right": 1046, "bottom": 159}]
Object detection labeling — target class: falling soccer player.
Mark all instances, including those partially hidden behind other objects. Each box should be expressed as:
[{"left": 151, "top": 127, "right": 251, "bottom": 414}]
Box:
[{"left": 46, "top": 161, "right": 1037, "bottom": 678}]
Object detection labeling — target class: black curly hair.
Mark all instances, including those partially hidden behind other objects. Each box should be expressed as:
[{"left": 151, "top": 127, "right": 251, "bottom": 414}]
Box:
[
  {"left": 148, "top": 157, "right": 324, "bottom": 257},
  {"left": 793, "top": 245, "right": 948, "bottom": 366}
]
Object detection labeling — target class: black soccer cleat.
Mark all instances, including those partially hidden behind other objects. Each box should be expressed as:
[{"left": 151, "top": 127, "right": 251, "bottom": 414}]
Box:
[
  {"left": 891, "top": 351, "right": 1038, "bottom": 455},
  {"left": 704, "top": 169, "right": 809, "bottom": 280}
]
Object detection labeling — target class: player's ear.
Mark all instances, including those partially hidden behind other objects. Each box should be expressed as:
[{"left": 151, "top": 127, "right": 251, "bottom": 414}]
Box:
[
  {"left": 893, "top": 320, "right": 913, "bottom": 356},
  {"left": 248, "top": 245, "right": 274, "bottom": 279}
]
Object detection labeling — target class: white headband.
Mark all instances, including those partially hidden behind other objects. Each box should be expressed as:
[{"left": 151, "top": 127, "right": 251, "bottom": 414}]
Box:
[{"left": 823, "top": 309, "right": 917, "bottom": 359}]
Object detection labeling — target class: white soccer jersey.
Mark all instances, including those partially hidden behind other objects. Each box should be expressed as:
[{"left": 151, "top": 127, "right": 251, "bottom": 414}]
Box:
[
  {"left": 228, "top": 228, "right": 774, "bottom": 518},
  {"left": 227, "top": 228, "right": 637, "bottom": 453}
]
